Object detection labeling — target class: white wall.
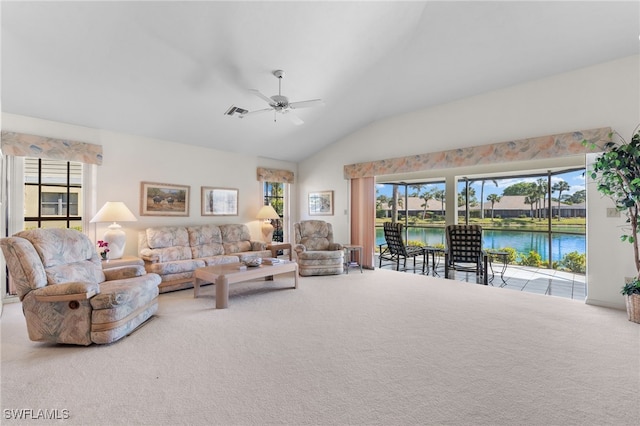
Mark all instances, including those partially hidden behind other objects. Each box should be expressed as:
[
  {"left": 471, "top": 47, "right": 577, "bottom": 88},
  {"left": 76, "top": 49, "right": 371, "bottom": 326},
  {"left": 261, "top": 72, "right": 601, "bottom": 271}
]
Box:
[
  {"left": 1, "top": 113, "right": 297, "bottom": 260},
  {"left": 2, "top": 55, "right": 638, "bottom": 309},
  {"left": 297, "top": 55, "right": 640, "bottom": 309}
]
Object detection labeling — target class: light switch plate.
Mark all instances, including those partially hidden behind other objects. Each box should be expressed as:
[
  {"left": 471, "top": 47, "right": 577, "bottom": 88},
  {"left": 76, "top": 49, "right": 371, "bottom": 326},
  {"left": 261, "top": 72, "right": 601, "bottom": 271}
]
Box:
[{"left": 606, "top": 208, "right": 620, "bottom": 218}]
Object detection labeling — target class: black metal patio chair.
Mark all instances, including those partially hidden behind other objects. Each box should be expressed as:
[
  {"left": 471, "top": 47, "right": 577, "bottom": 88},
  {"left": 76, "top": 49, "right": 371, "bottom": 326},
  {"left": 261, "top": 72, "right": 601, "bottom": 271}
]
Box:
[
  {"left": 378, "top": 222, "right": 426, "bottom": 273},
  {"left": 444, "top": 224, "right": 488, "bottom": 285}
]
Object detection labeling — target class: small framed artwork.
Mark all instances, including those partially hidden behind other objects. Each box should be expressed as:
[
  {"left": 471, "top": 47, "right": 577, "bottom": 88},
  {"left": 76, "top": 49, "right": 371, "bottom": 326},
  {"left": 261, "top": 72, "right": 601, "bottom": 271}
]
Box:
[
  {"left": 308, "top": 190, "right": 334, "bottom": 216},
  {"left": 201, "top": 187, "right": 239, "bottom": 216},
  {"left": 140, "top": 182, "right": 190, "bottom": 216}
]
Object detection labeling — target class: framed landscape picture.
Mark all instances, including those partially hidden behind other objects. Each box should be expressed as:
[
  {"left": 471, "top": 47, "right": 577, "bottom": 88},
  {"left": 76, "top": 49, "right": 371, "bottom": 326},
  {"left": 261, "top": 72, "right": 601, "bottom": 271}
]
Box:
[
  {"left": 308, "top": 190, "right": 334, "bottom": 216},
  {"left": 201, "top": 187, "right": 239, "bottom": 216},
  {"left": 140, "top": 182, "right": 190, "bottom": 216}
]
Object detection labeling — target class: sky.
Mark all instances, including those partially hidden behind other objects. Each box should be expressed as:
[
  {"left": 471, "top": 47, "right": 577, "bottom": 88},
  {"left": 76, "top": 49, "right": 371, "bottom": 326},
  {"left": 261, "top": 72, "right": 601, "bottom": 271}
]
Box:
[{"left": 376, "top": 169, "right": 585, "bottom": 199}]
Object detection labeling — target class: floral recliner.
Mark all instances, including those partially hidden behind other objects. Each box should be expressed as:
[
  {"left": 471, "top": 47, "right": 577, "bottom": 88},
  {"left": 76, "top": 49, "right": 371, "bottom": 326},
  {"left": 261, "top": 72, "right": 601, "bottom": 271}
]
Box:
[
  {"left": 0, "top": 228, "right": 160, "bottom": 345},
  {"left": 294, "top": 220, "right": 344, "bottom": 276}
]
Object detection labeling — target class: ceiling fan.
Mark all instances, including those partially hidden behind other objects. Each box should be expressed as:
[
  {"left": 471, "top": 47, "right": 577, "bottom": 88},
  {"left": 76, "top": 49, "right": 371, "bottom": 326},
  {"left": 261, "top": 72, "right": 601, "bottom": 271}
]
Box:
[{"left": 224, "top": 70, "right": 323, "bottom": 125}]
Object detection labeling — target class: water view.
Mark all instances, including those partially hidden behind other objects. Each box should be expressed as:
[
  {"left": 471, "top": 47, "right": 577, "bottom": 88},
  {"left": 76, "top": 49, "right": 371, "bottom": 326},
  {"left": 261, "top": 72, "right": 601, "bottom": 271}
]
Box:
[{"left": 375, "top": 227, "right": 585, "bottom": 264}]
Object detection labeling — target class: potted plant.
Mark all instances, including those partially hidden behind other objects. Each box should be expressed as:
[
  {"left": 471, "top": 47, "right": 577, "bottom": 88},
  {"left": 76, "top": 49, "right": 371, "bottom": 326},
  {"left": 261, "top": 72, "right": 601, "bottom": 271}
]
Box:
[
  {"left": 585, "top": 125, "right": 640, "bottom": 323},
  {"left": 621, "top": 280, "right": 640, "bottom": 323}
]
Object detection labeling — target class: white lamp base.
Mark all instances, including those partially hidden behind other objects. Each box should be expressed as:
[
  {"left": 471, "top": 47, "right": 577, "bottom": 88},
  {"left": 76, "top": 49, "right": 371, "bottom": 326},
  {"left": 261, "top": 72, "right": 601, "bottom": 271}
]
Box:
[
  {"left": 103, "top": 222, "right": 126, "bottom": 259},
  {"left": 261, "top": 222, "right": 274, "bottom": 243}
]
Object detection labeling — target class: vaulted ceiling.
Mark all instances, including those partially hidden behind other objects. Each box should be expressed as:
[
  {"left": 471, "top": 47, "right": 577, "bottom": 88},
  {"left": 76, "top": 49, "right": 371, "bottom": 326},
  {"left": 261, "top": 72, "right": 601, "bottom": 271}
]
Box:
[{"left": 2, "top": 1, "right": 639, "bottom": 162}]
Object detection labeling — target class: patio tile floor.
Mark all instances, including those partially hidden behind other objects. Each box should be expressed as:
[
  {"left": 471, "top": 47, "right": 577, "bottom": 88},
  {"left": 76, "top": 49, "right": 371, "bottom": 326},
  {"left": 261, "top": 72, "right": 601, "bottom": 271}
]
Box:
[{"left": 378, "top": 256, "right": 586, "bottom": 301}]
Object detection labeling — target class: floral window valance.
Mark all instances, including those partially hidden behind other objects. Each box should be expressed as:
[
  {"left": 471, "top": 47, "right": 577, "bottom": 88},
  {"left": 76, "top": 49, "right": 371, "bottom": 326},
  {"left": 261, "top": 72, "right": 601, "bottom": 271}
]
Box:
[
  {"left": 1, "top": 131, "right": 103, "bottom": 165},
  {"left": 343, "top": 127, "right": 610, "bottom": 179},
  {"left": 257, "top": 167, "right": 294, "bottom": 184}
]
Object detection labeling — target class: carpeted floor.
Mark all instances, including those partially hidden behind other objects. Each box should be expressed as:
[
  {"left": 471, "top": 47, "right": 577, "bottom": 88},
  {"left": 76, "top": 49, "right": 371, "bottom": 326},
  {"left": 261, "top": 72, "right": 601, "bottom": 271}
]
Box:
[{"left": 1, "top": 269, "right": 639, "bottom": 425}]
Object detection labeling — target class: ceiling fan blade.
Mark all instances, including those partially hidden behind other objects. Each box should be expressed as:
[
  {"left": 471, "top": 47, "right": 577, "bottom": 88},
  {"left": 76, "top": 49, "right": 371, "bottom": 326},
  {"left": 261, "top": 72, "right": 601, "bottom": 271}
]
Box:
[
  {"left": 248, "top": 89, "right": 274, "bottom": 105},
  {"left": 284, "top": 112, "right": 304, "bottom": 126},
  {"left": 289, "top": 99, "right": 324, "bottom": 109},
  {"left": 242, "top": 108, "right": 273, "bottom": 117}
]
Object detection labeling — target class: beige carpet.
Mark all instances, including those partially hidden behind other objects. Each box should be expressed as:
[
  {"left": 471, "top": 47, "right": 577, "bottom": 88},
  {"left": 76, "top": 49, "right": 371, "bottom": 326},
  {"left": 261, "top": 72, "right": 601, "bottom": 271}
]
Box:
[{"left": 1, "top": 269, "right": 639, "bottom": 426}]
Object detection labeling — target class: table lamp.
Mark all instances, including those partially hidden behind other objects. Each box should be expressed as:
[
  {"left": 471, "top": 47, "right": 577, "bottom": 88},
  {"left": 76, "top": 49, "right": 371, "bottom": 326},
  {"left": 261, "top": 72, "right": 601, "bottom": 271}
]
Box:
[
  {"left": 256, "top": 204, "right": 280, "bottom": 242},
  {"left": 90, "top": 201, "right": 138, "bottom": 259}
]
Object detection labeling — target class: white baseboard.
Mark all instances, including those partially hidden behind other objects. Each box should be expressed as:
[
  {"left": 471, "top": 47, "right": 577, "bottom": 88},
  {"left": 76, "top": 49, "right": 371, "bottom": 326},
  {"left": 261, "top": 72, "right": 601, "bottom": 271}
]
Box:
[{"left": 585, "top": 297, "right": 625, "bottom": 310}]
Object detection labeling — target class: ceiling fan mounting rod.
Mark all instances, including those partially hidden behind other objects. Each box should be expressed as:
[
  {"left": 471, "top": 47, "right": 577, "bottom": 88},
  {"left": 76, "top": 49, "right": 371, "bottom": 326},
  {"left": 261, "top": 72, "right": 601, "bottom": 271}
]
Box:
[{"left": 274, "top": 69, "right": 284, "bottom": 96}]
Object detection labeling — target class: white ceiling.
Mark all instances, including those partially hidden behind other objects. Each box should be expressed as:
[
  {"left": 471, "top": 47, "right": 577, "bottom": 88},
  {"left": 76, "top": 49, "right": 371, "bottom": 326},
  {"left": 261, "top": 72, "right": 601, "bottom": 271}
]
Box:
[{"left": 2, "top": 1, "right": 639, "bottom": 162}]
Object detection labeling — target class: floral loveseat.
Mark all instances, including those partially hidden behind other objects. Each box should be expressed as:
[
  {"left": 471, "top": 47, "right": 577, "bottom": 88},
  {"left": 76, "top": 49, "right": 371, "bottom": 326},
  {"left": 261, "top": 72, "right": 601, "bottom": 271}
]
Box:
[
  {"left": 138, "top": 224, "right": 272, "bottom": 293},
  {"left": 0, "top": 228, "right": 160, "bottom": 345}
]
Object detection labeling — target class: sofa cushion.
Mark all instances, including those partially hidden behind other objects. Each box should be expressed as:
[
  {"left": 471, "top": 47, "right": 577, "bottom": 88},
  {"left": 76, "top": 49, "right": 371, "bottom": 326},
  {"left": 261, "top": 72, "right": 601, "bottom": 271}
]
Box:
[
  {"left": 146, "top": 259, "right": 205, "bottom": 276},
  {"left": 143, "top": 227, "right": 193, "bottom": 262},
  {"left": 202, "top": 255, "right": 240, "bottom": 266},
  {"left": 91, "top": 275, "right": 159, "bottom": 311},
  {"left": 297, "top": 250, "right": 344, "bottom": 261},
  {"left": 145, "top": 246, "right": 193, "bottom": 263},
  {"left": 45, "top": 260, "right": 105, "bottom": 286},
  {"left": 0, "top": 236, "right": 48, "bottom": 299},
  {"left": 219, "top": 224, "right": 252, "bottom": 254},
  {"left": 187, "top": 225, "right": 225, "bottom": 258},
  {"left": 146, "top": 226, "right": 189, "bottom": 249},
  {"left": 296, "top": 221, "right": 333, "bottom": 250},
  {"left": 15, "top": 229, "right": 107, "bottom": 286},
  {"left": 16, "top": 228, "right": 95, "bottom": 267}
]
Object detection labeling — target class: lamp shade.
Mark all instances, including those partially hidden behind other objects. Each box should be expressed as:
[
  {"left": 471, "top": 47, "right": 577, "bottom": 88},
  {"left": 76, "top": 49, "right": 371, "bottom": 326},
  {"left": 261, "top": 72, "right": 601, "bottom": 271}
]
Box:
[
  {"left": 90, "top": 201, "right": 138, "bottom": 223},
  {"left": 256, "top": 205, "right": 280, "bottom": 220},
  {"left": 90, "top": 202, "right": 137, "bottom": 260}
]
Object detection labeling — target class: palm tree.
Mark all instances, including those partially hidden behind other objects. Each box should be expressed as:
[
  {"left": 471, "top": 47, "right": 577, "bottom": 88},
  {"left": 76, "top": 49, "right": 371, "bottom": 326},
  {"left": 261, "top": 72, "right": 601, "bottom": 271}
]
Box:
[
  {"left": 409, "top": 184, "right": 424, "bottom": 198},
  {"left": 433, "top": 189, "right": 445, "bottom": 215},
  {"left": 420, "top": 190, "right": 434, "bottom": 219},
  {"left": 552, "top": 180, "right": 571, "bottom": 220},
  {"left": 524, "top": 195, "right": 536, "bottom": 219},
  {"left": 486, "top": 194, "right": 502, "bottom": 220},
  {"left": 389, "top": 185, "right": 403, "bottom": 223},
  {"left": 532, "top": 179, "right": 548, "bottom": 219},
  {"left": 474, "top": 179, "right": 499, "bottom": 219}
]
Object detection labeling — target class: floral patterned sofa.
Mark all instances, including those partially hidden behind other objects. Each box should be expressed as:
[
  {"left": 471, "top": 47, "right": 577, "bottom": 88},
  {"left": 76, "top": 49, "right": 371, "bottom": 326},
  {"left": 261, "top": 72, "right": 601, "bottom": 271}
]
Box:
[
  {"left": 0, "top": 228, "right": 160, "bottom": 346},
  {"left": 138, "top": 224, "right": 272, "bottom": 293}
]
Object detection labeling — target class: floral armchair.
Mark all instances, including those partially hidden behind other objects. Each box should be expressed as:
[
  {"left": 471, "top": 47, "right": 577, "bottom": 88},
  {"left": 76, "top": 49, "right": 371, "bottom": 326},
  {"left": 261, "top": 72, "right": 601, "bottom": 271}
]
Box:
[
  {"left": 0, "top": 228, "right": 160, "bottom": 345},
  {"left": 294, "top": 220, "right": 344, "bottom": 276}
]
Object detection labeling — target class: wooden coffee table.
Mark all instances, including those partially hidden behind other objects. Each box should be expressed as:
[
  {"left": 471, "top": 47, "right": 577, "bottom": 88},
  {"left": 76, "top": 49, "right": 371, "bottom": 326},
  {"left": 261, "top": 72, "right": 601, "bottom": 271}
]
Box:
[{"left": 194, "top": 261, "right": 298, "bottom": 309}]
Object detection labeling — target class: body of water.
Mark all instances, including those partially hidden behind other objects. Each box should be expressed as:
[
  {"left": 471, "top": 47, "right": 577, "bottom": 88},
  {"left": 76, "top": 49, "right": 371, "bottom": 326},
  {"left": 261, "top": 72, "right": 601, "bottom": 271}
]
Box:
[{"left": 376, "top": 227, "right": 585, "bottom": 263}]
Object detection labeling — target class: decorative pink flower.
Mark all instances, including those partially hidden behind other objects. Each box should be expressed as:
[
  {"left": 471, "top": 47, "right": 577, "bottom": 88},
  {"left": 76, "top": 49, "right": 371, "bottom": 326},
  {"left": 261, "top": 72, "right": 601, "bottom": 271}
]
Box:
[{"left": 97, "top": 240, "right": 110, "bottom": 258}]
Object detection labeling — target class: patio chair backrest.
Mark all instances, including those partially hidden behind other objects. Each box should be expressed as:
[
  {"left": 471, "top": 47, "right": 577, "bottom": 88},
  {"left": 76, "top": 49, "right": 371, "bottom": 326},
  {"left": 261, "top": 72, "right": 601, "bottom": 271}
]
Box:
[
  {"left": 383, "top": 222, "right": 411, "bottom": 256},
  {"left": 446, "top": 224, "right": 483, "bottom": 264}
]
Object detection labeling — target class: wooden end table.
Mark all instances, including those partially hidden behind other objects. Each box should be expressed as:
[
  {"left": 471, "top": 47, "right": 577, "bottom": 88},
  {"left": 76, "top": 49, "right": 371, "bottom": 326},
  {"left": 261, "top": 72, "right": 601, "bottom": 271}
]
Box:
[
  {"left": 102, "top": 256, "right": 144, "bottom": 270},
  {"left": 194, "top": 261, "right": 298, "bottom": 309},
  {"left": 266, "top": 242, "right": 292, "bottom": 260}
]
